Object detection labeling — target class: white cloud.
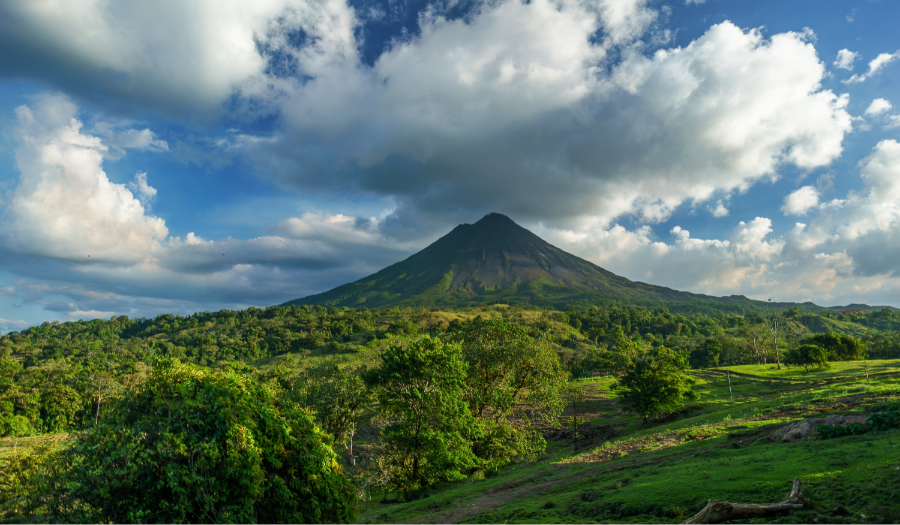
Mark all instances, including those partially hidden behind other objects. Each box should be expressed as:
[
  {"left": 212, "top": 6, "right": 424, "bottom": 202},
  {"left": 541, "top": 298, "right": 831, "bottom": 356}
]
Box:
[
  {"left": 782, "top": 186, "right": 821, "bottom": 216},
  {"left": 0, "top": 0, "right": 358, "bottom": 116},
  {"left": 865, "top": 98, "right": 892, "bottom": 116},
  {"left": 843, "top": 50, "right": 900, "bottom": 83},
  {"left": 0, "top": 317, "right": 28, "bottom": 332},
  {"left": 833, "top": 48, "right": 859, "bottom": 70},
  {"left": 710, "top": 200, "right": 729, "bottom": 217},
  {"left": 886, "top": 115, "right": 900, "bottom": 130},
  {"left": 253, "top": 15, "right": 851, "bottom": 232},
  {"left": 0, "top": 95, "right": 416, "bottom": 321},
  {"left": 127, "top": 172, "right": 158, "bottom": 207},
  {"left": 596, "top": 0, "right": 658, "bottom": 46},
  {"left": 4, "top": 93, "right": 168, "bottom": 263}
]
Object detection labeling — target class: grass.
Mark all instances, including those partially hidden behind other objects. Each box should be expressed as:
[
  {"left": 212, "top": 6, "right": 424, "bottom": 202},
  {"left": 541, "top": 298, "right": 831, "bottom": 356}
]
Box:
[
  {"left": 360, "top": 360, "right": 900, "bottom": 524},
  {"left": 0, "top": 433, "right": 69, "bottom": 459}
]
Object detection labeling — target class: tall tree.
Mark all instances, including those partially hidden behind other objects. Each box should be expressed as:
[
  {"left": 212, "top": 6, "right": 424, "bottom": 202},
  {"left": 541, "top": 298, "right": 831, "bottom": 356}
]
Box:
[
  {"left": 448, "top": 319, "right": 567, "bottom": 465},
  {"left": 364, "top": 336, "right": 477, "bottom": 496}
]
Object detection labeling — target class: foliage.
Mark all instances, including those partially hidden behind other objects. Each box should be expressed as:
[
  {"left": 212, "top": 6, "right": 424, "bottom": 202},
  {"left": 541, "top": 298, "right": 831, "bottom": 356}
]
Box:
[
  {"left": 866, "top": 411, "right": 900, "bottom": 432},
  {"left": 295, "top": 360, "right": 373, "bottom": 454},
  {"left": 614, "top": 347, "right": 696, "bottom": 423},
  {"left": 783, "top": 344, "right": 830, "bottom": 372},
  {"left": 364, "top": 336, "right": 477, "bottom": 496},
  {"left": 815, "top": 422, "right": 867, "bottom": 439},
  {"left": 2, "top": 358, "right": 357, "bottom": 523},
  {"left": 799, "top": 332, "right": 866, "bottom": 361},
  {"left": 448, "top": 319, "right": 567, "bottom": 465}
]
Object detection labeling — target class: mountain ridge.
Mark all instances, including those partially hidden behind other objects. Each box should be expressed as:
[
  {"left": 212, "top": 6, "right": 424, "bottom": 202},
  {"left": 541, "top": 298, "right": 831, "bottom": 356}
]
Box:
[{"left": 283, "top": 213, "right": 880, "bottom": 313}]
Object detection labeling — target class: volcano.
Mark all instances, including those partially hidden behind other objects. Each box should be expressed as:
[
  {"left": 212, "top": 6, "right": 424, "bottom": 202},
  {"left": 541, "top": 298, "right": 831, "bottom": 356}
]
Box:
[{"left": 284, "top": 213, "right": 787, "bottom": 312}]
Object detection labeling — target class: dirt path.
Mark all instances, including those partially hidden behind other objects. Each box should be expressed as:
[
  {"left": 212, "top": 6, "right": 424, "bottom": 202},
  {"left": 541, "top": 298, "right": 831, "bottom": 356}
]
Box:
[
  {"left": 412, "top": 392, "right": 879, "bottom": 524},
  {"left": 416, "top": 445, "right": 708, "bottom": 524}
]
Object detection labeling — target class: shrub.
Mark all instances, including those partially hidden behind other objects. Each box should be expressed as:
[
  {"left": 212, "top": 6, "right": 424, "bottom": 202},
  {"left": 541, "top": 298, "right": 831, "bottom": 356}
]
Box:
[
  {"left": 866, "top": 411, "right": 900, "bottom": 432},
  {"left": 615, "top": 347, "right": 696, "bottom": 423},
  {"left": 2, "top": 358, "right": 356, "bottom": 523}
]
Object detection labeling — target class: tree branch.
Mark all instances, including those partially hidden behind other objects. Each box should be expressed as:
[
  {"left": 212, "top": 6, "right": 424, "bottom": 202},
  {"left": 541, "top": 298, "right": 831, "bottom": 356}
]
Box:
[{"left": 684, "top": 479, "right": 804, "bottom": 524}]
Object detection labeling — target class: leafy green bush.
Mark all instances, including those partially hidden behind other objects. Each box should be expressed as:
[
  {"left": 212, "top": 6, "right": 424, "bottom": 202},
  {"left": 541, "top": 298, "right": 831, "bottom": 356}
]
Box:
[
  {"left": 2, "top": 358, "right": 357, "bottom": 523},
  {"left": 866, "top": 411, "right": 900, "bottom": 432},
  {"left": 815, "top": 422, "right": 867, "bottom": 439}
]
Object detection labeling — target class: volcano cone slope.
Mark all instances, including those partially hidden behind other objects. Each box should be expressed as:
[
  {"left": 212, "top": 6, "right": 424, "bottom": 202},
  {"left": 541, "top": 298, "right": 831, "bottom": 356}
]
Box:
[{"left": 284, "top": 213, "right": 802, "bottom": 311}]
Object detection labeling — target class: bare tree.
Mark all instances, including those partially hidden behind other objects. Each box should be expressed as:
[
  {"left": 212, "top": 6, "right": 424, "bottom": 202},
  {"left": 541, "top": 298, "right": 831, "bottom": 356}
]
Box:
[
  {"left": 764, "top": 302, "right": 783, "bottom": 369},
  {"left": 740, "top": 323, "right": 769, "bottom": 365}
]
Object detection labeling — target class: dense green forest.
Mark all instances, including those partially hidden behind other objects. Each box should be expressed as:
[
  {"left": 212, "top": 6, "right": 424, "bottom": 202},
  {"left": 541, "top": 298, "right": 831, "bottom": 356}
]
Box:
[
  {"left": 2, "top": 303, "right": 899, "bottom": 522},
  {"left": 3, "top": 303, "right": 899, "bottom": 438}
]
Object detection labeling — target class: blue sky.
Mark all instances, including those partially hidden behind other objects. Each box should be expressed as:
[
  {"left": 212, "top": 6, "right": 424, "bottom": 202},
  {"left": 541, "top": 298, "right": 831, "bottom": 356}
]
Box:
[{"left": 1, "top": 0, "right": 899, "bottom": 331}]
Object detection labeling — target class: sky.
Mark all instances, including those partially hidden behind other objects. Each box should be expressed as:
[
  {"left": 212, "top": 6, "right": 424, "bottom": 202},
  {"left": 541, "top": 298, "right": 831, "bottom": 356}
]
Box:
[{"left": 0, "top": 0, "right": 899, "bottom": 331}]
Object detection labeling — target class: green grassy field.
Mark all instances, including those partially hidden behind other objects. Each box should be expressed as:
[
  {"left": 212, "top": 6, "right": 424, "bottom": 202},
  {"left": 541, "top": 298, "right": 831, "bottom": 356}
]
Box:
[{"left": 360, "top": 360, "right": 900, "bottom": 524}]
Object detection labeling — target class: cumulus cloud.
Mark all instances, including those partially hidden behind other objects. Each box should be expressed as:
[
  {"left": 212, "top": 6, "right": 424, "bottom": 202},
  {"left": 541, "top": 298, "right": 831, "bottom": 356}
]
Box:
[
  {"left": 249, "top": 13, "right": 851, "bottom": 233},
  {"left": 0, "top": 317, "right": 28, "bottom": 332},
  {"left": 843, "top": 50, "right": 900, "bottom": 83},
  {"left": 0, "top": 0, "right": 358, "bottom": 116},
  {"left": 4, "top": 93, "right": 168, "bottom": 263},
  {"left": 865, "top": 98, "right": 892, "bottom": 116},
  {"left": 127, "top": 172, "right": 158, "bottom": 207},
  {"left": 833, "top": 48, "right": 859, "bottom": 70},
  {"left": 710, "top": 200, "right": 729, "bottom": 218},
  {"left": 782, "top": 186, "right": 821, "bottom": 216},
  {"left": 0, "top": 95, "right": 415, "bottom": 321}
]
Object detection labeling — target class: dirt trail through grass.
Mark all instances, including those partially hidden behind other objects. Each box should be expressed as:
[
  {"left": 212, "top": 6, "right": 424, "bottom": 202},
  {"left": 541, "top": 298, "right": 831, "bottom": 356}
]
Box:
[
  {"left": 412, "top": 391, "right": 878, "bottom": 524},
  {"left": 415, "top": 451, "right": 686, "bottom": 523}
]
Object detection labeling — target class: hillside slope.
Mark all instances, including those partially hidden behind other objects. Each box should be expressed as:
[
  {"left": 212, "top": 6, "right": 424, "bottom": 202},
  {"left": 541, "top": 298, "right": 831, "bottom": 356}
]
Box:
[{"left": 285, "top": 213, "right": 821, "bottom": 313}]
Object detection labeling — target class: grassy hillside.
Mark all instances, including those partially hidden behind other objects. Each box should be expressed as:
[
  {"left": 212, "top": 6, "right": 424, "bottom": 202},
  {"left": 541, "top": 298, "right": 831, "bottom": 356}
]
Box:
[{"left": 360, "top": 360, "right": 900, "bottom": 524}]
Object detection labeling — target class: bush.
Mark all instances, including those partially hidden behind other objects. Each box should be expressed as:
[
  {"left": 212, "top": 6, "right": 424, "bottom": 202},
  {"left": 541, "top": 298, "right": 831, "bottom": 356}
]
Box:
[
  {"left": 866, "top": 411, "right": 900, "bottom": 432},
  {"left": 615, "top": 347, "right": 696, "bottom": 423},
  {"left": 3, "top": 358, "right": 357, "bottom": 523},
  {"left": 816, "top": 422, "right": 866, "bottom": 439},
  {"left": 0, "top": 414, "right": 35, "bottom": 437}
]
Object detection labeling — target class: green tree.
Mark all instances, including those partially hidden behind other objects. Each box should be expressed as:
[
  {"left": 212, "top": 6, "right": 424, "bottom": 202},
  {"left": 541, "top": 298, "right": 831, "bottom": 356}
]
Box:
[
  {"left": 689, "top": 338, "right": 721, "bottom": 369},
  {"left": 364, "top": 336, "right": 477, "bottom": 496},
  {"left": 784, "top": 344, "right": 830, "bottom": 372},
  {"left": 298, "top": 361, "right": 373, "bottom": 464},
  {"left": 5, "top": 358, "right": 357, "bottom": 523},
  {"left": 40, "top": 384, "right": 81, "bottom": 432},
  {"left": 800, "top": 333, "right": 866, "bottom": 361},
  {"left": 615, "top": 347, "right": 696, "bottom": 423},
  {"left": 448, "top": 319, "right": 567, "bottom": 466}
]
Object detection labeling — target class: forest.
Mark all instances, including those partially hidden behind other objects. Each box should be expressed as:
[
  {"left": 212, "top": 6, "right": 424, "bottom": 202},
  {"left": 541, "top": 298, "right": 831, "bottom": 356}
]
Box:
[{"left": 1, "top": 303, "right": 899, "bottom": 522}]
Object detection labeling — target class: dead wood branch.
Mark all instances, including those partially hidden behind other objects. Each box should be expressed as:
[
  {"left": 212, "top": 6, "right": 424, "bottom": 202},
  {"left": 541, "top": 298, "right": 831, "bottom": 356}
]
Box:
[{"left": 683, "top": 478, "right": 803, "bottom": 524}]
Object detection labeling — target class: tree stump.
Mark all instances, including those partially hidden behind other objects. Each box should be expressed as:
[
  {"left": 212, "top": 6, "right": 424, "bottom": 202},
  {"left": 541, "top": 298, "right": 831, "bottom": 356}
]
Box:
[{"left": 683, "top": 479, "right": 804, "bottom": 524}]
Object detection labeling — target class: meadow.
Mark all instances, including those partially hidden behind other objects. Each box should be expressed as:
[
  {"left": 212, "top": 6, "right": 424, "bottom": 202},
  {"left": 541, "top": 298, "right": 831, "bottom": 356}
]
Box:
[{"left": 360, "top": 361, "right": 900, "bottom": 524}]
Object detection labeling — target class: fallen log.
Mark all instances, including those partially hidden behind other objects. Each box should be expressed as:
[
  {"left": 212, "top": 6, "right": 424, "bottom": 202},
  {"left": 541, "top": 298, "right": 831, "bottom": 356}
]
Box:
[{"left": 683, "top": 479, "right": 804, "bottom": 524}]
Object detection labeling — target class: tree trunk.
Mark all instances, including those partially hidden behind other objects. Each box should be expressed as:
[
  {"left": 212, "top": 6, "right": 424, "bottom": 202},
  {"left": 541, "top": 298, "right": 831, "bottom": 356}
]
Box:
[{"left": 684, "top": 479, "right": 804, "bottom": 524}]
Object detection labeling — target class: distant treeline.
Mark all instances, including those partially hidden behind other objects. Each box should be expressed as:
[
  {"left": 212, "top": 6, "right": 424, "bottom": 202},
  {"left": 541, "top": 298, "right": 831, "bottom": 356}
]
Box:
[{"left": 1, "top": 303, "right": 897, "bottom": 438}]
